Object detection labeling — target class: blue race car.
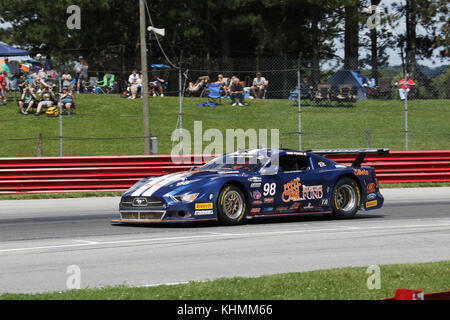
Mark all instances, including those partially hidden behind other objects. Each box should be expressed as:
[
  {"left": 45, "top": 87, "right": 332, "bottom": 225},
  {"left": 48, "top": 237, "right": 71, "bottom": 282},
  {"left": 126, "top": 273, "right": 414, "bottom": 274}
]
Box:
[{"left": 112, "top": 148, "right": 388, "bottom": 225}]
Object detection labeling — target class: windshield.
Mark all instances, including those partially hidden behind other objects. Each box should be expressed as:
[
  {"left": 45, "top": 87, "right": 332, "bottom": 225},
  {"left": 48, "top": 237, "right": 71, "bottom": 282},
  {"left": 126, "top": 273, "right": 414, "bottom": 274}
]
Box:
[{"left": 198, "top": 152, "right": 271, "bottom": 173}]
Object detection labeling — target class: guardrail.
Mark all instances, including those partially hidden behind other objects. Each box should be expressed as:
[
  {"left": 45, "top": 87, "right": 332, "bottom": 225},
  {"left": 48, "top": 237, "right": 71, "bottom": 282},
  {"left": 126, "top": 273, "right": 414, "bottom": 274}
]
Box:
[{"left": 0, "top": 150, "right": 449, "bottom": 194}]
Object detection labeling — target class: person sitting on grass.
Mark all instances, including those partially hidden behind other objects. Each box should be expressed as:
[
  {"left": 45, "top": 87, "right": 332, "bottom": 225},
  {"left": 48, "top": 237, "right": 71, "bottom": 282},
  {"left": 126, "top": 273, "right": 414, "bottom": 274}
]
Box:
[
  {"left": 18, "top": 87, "right": 38, "bottom": 115},
  {"left": 215, "top": 74, "right": 229, "bottom": 96},
  {"left": 59, "top": 87, "right": 75, "bottom": 116},
  {"left": 128, "top": 69, "right": 141, "bottom": 99},
  {"left": 35, "top": 87, "right": 56, "bottom": 116},
  {"left": 149, "top": 75, "right": 165, "bottom": 97},
  {"left": 229, "top": 77, "right": 245, "bottom": 106},
  {"left": 251, "top": 72, "right": 269, "bottom": 99}
]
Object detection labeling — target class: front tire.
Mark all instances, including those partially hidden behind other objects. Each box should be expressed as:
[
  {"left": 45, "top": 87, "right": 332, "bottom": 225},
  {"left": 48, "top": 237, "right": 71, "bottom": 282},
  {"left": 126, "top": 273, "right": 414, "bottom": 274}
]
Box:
[
  {"left": 217, "top": 185, "right": 247, "bottom": 225},
  {"left": 331, "top": 178, "right": 361, "bottom": 219}
]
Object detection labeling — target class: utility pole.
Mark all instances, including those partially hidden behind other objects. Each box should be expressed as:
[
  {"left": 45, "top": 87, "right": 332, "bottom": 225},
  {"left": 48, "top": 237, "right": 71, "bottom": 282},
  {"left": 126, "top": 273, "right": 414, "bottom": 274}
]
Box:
[{"left": 139, "top": 0, "right": 151, "bottom": 154}]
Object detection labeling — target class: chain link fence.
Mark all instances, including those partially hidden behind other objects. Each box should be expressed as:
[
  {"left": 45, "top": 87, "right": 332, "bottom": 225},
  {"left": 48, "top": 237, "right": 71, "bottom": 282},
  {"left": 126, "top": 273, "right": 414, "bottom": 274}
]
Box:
[{"left": 2, "top": 57, "right": 449, "bottom": 157}]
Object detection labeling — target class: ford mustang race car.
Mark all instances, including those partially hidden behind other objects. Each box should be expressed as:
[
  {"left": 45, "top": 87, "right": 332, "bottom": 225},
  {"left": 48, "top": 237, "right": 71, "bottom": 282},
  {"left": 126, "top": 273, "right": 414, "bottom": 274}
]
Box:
[{"left": 112, "top": 148, "right": 388, "bottom": 225}]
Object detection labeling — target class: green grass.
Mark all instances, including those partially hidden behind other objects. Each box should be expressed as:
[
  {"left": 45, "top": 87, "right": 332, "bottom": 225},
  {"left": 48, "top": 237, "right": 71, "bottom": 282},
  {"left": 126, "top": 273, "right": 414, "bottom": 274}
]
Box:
[
  {"left": 2, "top": 261, "right": 449, "bottom": 300},
  {"left": 1, "top": 93, "right": 449, "bottom": 157}
]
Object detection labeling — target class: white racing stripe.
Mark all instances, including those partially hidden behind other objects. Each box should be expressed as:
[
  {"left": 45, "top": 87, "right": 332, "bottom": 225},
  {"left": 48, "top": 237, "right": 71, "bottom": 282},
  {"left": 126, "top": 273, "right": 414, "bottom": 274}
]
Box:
[
  {"left": 141, "top": 173, "right": 187, "bottom": 197},
  {"left": 130, "top": 173, "right": 183, "bottom": 197}
]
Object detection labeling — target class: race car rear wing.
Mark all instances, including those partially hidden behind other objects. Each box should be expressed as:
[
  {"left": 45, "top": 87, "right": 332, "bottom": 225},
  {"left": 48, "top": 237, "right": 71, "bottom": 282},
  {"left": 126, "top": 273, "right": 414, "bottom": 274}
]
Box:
[{"left": 307, "top": 148, "right": 390, "bottom": 168}]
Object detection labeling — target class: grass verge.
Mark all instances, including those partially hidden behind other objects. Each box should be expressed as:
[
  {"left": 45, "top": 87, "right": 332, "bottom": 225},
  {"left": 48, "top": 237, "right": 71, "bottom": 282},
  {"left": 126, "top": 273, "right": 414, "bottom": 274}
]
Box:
[
  {"left": 1, "top": 261, "right": 449, "bottom": 300},
  {"left": 1, "top": 94, "right": 449, "bottom": 157}
]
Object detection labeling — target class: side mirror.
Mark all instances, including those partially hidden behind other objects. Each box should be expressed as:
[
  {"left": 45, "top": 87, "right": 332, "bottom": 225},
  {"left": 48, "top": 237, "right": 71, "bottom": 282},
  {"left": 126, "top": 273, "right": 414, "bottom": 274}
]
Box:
[
  {"left": 261, "top": 165, "right": 279, "bottom": 176},
  {"left": 189, "top": 166, "right": 198, "bottom": 171}
]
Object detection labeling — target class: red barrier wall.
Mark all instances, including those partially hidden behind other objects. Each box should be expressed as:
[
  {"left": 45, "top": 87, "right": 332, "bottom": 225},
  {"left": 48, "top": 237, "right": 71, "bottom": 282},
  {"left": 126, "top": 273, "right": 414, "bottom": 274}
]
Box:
[{"left": 1, "top": 150, "right": 449, "bottom": 194}]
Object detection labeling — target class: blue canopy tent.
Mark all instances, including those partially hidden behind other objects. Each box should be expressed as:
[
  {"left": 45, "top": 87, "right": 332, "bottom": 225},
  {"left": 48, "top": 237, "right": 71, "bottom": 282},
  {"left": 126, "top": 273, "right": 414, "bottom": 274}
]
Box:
[
  {"left": 0, "top": 42, "right": 28, "bottom": 57},
  {"left": 326, "top": 70, "right": 367, "bottom": 100}
]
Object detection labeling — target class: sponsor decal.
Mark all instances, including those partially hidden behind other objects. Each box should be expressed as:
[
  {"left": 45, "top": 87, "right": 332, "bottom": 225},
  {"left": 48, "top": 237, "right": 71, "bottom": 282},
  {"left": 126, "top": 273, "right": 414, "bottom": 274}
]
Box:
[
  {"left": 252, "top": 190, "right": 262, "bottom": 200},
  {"left": 282, "top": 178, "right": 323, "bottom": 202},
  {"left": 195, "top": 210, "right": 214, "bottom": 216},
  {"left": 320, "top": 199, "right": 329, "bottom": 206},
  {"left": 286, "top": 151, "right": 307, "bottom": 156},
  {"left": 304, "top": 202, "right": 314, "bottom": 210},
  {"left": 132, "top": 198, "right": 148, "bottom": 207},
  {"left": 366, "top": 200, "right": 378, "bottom": 208},
  {"left": 318, "top": 161, "right": 327, "bottom": 168},
  {"left": 367, "top": 193, "right": 377, "bottom": 201},
  {"left": 195, "top": 203, "right": 213, "bottom": 210},
  {"left": 176, "top": 180, "right": 192, "bottom": 186},
  {"left": 251, "top": 200, "right": 263, "bottom": 205},
  {"left": 354, "top": 169, "right": 369, "bottom": 176},
  {"left": 264, "top": 197, "right": 274, "bottom": 203},
  {"left": 263, "top": 207, "right": 274, "bottom": 212},
  {"left": 276, "top": 206, "right": 289, "bottom": 212},
  {"left": 249, "top": 177, "right": 262, "bottom": 182},
  {"left": 250, "top": 183, "right": 262, "bottom": 188},
  {"left": 366, "top": 182, "right": 376, "bottom": 193},
  {"left": 250, "top": 208, "right": 261, "bottom": 214},
  {"left": 218, "top": 171, "right": 240, "bottom": 174},
  {"left": 289, "top": 203, "right": 301, "bottom": 210}
]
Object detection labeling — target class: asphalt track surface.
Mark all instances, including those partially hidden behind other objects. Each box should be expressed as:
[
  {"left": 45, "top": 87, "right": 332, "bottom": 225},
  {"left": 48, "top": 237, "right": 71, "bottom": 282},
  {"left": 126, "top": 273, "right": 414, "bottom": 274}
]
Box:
[{"left": 0, "top": 188, "right": 449, "bottom": 294}]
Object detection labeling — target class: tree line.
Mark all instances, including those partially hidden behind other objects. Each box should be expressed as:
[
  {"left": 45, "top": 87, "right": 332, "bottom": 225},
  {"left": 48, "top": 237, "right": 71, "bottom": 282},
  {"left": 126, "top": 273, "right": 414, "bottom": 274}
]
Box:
[{"left": 0, "top": 0, "right": 448, "bottom": 83}]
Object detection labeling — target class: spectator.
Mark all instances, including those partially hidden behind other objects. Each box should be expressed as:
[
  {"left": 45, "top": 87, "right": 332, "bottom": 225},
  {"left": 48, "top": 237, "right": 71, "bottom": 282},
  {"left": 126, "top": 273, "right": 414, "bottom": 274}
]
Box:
[
  {"left": 61, "top": 69, "right": 72, "bottom": 89},
  {"left": 59, "top": 87, "right": 75, "bottom": 116},
  {"left": 229, "top": 77, "right": 245, "bottom": 106},
  {"left": 59, "top": 59, "right": 66, "bottom": 75},
  {"left": 215, "top": 74, "right": 228, "bottom": 96},
  {"left": 128, "top": 69, "right": 141, "bottom": 99},
  {"left": 300, "top": 77, "right": 313, "bottom": 98},
  {"left": 74, "top": 56, "right": 83, "bottom": 93},
  {"left": 251, "top": 72, "right": 269, "bottom": 99},
  {"left": 1, "top": 57, "right": 12, "bottom": 94},
  {"left": 187, "top": 76, "right": 209, "bottom": 95},
  {"left": 18, "top": 75, "right": 30, "bottom": 93},
  {"left": 149, "top": 75, "right": 165, "bottom": 97},
  {"left": 397, "top": 75, "right": 415, "bottom": 100},
  {"left": 97, "top": 59, "right": 105, "bottom": 80},
  {"left": 0, "top": 71, "right": 6, "bottom": 105},
  {"left": 79, "top": 59, "right": 89, "bottom": 93},
  {"left": 18, "top": 87, "right": 38, "bottom": 115},
  {"left": 35, "top": 87, "right": 56, "bottom": 116},
  {"left": 43, "top": 54, "right": 53, "bottom": 71}
]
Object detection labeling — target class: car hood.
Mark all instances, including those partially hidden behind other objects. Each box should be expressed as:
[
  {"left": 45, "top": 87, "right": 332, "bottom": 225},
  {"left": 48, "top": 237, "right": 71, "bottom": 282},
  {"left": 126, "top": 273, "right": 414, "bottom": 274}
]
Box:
[{"left": 124, "top": 170, "right": 247, "bottom": 197}]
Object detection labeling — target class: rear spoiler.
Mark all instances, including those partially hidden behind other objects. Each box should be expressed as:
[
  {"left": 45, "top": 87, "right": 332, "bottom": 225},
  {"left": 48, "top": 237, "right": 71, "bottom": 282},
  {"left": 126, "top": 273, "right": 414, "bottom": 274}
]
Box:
[{"left": 307, "top": 148, "right": 390, "bottom": 168}]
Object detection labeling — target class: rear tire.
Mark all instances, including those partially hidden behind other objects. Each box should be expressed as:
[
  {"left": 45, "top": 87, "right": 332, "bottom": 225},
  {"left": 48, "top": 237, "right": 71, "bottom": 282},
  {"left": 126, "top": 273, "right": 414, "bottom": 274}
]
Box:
[
  {"left": 331, "top": 178, "right": 361, "bottom": 219},
  {"left": 217, "top": 185, "right": 247, "bottom": 225}
]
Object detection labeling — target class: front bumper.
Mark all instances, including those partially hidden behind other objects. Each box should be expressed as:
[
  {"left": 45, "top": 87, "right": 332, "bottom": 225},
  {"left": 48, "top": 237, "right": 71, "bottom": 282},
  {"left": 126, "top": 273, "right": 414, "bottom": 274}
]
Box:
[{"left": 111, "top": 194, "right": 217, "bottom": 224}]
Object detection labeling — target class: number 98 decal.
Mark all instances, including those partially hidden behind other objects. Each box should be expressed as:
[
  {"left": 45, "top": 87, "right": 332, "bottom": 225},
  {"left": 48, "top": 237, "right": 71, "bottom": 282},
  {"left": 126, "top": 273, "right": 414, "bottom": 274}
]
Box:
[{"left": 263, "top": 183, "right": 276, "bottom": 196}]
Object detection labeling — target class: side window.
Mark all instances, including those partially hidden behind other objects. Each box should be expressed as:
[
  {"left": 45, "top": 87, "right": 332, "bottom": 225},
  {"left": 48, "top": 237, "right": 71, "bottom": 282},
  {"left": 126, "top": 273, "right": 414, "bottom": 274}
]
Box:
[
  {"left": 279, "top": 155, "right": 311, "bottom": 172},
  {"left": 312, "top": 157, "right": 332, "bottom": 169}
]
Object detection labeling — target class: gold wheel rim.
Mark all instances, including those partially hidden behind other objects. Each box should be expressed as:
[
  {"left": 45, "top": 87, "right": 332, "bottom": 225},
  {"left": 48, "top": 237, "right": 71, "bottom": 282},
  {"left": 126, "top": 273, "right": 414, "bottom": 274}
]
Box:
[{"left": 223, "top": 190, "right": 243, "bottom": 219}]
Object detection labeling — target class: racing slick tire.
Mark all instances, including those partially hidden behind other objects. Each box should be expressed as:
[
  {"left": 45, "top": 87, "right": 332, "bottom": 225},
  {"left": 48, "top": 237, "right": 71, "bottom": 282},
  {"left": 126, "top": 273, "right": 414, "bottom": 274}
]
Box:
[
  {"left": 331, "top": 178, "right": 361, "bottom": 219},
  {"left": 217, "top": 185, "right": 247, "bottom": 225}
]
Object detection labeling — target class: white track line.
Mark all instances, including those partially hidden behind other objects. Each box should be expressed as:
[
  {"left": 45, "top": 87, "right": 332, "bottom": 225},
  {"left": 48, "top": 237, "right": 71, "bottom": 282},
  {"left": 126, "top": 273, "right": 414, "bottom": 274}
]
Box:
[{"left": 1, "top": 222, "right": 450, "bottom": 254}]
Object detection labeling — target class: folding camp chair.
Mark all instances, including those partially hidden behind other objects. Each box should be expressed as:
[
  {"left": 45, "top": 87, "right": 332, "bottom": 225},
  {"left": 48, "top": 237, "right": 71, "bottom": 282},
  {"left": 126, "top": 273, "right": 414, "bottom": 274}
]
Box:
[
  {"left": 207, "top": 83, "right": 223, "bottom": 105},
  {"left": 85, "top": 77, "right": 98, "bottom": 93},
  {"left": 97, "top": 74, "right": 115, "bottom": 94},
  {"left": 313, "top": 84, "right": 331, "bottom": 104},
  {"left": 335, "top": 84, "right": 356, "bottom": 103}
]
